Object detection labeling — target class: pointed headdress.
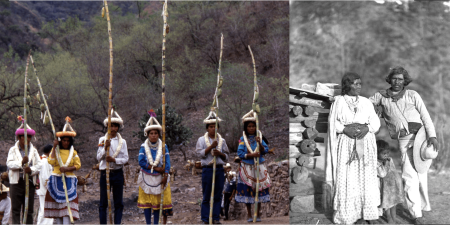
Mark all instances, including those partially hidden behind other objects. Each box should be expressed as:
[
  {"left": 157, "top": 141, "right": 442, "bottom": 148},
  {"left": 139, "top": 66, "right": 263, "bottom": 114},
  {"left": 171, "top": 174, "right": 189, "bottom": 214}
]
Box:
[
  {"left": 103, "top": 108, "right": 124, "bottom": 128},
  {"left": 144, "top": 109, "right": 162, "bottom": 136},
  {"left": 203, "top": 110, "right": 222, "bottom": 124},
  {"left": 241, "top": 110, "right": 257, "bottom": 123},
  {"left": 56, "top": 117, "right": 77, "bottom": 137},
  {"left": 15, "top": 116, "right": 36, "bottom": 136}
]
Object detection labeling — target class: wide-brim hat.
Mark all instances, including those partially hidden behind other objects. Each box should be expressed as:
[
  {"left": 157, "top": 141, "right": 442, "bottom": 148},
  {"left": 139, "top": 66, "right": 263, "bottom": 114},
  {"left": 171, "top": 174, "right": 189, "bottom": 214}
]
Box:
[
  {"left": 0, "top": 184, "right": 9, "bottom": 193},
  {"left": 144, "top": 110, "right": 162, "bottom": 136},
  {"left": 233, "top": 156, "right": 242, "bottom": 163},
  {"left": 56, "top": 117, "right": 77, "bottom": 137},
  {"left": 203, "top": 110, "right": 222, "bottom": 124},
  {"left": 413, "top": 127, "right": 438, "bottom": 174},
  {"left": 103, "top": 108, "right": 124, "bottom": 128},
  {"left": 242, "top": 110, "right": 256, "bottom": 123}
]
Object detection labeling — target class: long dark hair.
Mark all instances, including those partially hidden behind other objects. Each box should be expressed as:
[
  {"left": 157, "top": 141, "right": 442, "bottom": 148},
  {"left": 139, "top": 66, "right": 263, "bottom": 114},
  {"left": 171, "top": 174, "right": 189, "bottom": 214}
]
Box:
[
  {"left": 341, "top": 72, "right": 361, "bottom": 95},
  {"left": 385, "top": 66, "right": 413, "bottom": 86},
  {"left": 59, "top": 136, "right": 74, "bottom": 150},
  {"left": 243, "top": 121, "right": 269, "bottom": 145}
]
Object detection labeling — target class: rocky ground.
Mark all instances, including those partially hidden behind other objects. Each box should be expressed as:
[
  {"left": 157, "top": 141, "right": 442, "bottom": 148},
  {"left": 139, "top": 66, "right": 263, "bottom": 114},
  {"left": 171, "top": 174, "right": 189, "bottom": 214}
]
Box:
[
  {"left": 290, "top": 168, "right": 450, "bottom": 224},
  {"left": 0, "top": 106, "right": 290, "bottom": 224}
]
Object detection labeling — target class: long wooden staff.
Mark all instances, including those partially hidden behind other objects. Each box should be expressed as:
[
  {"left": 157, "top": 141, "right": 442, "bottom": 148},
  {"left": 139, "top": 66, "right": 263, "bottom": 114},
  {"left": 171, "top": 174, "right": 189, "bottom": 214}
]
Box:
[
  {"left": 209, "top": 33, "right": 224, "bottom": 225},
  {"left": 102, "top": 0, "right": 114, "bottom": 223},
  {"left": 248, "top": 46, "right": 261, "bottom": 223},
  {"left": 160, "top": 0, "right": 168, "bottom": 223},
  {"left": 30, "top": 55, "right": 75, "bottom": 224},
  {"left": 22, "top": 50, "right": 31, "bottom": 224}
]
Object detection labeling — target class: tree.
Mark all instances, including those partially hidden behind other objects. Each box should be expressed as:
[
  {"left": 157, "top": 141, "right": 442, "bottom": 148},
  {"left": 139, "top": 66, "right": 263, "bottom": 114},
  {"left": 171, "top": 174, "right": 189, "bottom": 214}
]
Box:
[{"left": 134, "top": 105, "right": 193, "bottom": 160}]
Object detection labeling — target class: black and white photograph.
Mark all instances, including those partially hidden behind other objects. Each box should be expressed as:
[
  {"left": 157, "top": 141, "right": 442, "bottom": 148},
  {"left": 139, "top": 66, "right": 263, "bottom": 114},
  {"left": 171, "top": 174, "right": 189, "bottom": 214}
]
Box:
[{"left": 290, "top": 0, "right": 450, "bottom": 224}]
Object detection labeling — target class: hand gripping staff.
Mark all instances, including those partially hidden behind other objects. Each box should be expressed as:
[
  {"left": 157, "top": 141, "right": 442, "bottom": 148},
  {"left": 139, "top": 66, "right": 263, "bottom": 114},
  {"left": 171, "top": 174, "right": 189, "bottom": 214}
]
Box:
[
  {"left": 160, "top": 0, "right": 169, "bottom": 223},
  {"left": 102, "top": 0, "right": 114, "bottom": 223},
  {"left": 22, "top": 50, "right": 31, "bottom": 224},
  {"left": 209, "top": 33, "right": 224, "bottom": 225},
  {"left": 248, "top": 46, "right": 261, "bottom": 223},
  {"left": 29, "top": 55, "right": 75, "bottom": 224}
]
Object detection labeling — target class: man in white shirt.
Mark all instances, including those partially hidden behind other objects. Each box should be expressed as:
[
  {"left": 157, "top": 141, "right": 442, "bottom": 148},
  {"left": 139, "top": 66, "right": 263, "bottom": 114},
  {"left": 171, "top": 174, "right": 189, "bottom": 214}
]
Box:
[
  {"left": 97, "top": 110, "right": 128, "bottom": 224},
  {"left": 0, "top": 184, "right": 11, "bottom": 225},
  {"left": 37, "top": 144, "right": 53, "bottom": 225},
  {"left": 7, "top": 122, "right": 42, "bottom": 225}
]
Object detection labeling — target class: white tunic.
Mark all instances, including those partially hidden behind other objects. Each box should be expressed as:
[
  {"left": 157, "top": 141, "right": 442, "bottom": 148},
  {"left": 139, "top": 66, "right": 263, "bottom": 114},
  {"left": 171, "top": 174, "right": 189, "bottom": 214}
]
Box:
[
  {"left": 0, "top": 197, "right": 11, "bottom": 225},
  {"left": 326, "top": 95, "right": 380, "bottom": 224}
]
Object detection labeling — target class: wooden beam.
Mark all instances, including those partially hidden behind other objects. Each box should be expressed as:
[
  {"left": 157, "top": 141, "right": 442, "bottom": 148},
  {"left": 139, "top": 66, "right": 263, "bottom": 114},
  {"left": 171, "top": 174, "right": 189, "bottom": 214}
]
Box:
[{"left": 290, "top": 94, "right": 331, "bottom": 109}]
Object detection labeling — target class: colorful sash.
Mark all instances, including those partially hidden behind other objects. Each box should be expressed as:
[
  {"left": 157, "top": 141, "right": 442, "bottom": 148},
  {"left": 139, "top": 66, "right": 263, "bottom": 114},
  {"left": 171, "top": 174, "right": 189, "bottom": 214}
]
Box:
[
  {"left": 137, "top": 170, "right": 169, "bottom": 195},
  {"left": 47, "top": 175, "right": 77, "bottom": 203},
  {"left": 239, "top": 163, "right": 271, "bottom": 191}
]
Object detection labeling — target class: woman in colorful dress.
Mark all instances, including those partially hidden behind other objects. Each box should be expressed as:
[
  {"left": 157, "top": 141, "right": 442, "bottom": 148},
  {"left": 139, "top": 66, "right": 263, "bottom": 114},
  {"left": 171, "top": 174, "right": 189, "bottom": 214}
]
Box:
[
  {"left": 45, "top": 117, "right": 81, "bottom": 224},
  {"left": 235, "top": 110, "right": 271, "bottom": 222},
  {"left": 137, "top": 111, "right": 172, "bottom": 224},
  {"left": 326, "top": 72, "right": 380, "bottom": 224}
]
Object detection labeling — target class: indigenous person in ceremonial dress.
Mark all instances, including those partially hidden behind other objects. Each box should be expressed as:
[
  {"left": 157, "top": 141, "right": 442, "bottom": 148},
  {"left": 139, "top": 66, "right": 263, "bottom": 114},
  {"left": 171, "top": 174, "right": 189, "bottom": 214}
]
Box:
[
  {"left": 45, "top": 117, "right": 81, "bottom": 224},
  {"left": 195, "top": 112, "right": 229, "bottom": 224},
  {"left": 235, "top": 110, "right": 271, "bottom": 223},
  {"left": 0, "top": 184, "right": 11, "bottom": 225},
  {"left": 37, "top": 144, "right": 54, "bottom": 225},
  {"left": 326, "top": 72, "right": 380, "bottom": 224},
  {"left": 97, "top": 109, "right": 129, "bottom": 224},
  {"left": 137, "top": 110, "right": 172, "bottom": 224},
  {"left": 369, "top": 67, "right": 438, "bottom": 225},
  {"left": 7, "top": 120, "right": 42, "bottom": 224}
]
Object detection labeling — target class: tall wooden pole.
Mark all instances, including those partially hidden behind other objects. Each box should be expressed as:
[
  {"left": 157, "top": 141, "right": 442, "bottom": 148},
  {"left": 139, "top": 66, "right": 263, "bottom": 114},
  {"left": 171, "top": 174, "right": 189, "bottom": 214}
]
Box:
[
  {"left": 22, "top": 50, "right": 31, "bottom": 225},
  {"left": 160, "top": 0, "right": 168, "bottom": 223},
  {"left": 104, "top": 0, "right": 114, "bottom": 223},
  {"left": 248, "top": 46, "right": 260, "bottom": 223},
  {"left": 209, "top": 33, "right": 224, "bottom": 224},
  {"left": 30, "top": 55, "right": 74, "bottom": 224}
]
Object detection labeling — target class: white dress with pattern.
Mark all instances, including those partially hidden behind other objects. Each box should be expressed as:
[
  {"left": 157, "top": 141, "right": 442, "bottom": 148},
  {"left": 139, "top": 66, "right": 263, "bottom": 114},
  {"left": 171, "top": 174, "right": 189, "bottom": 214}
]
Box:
[{"left": 328, "top": 95, "right": 381, "bottom": 224}]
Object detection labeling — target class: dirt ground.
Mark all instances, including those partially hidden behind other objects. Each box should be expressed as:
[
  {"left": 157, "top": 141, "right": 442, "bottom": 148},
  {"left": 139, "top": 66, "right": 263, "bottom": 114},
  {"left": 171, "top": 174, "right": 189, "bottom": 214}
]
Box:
[{"left": 290, "top": 169, "right": 450, "bottom": 224}]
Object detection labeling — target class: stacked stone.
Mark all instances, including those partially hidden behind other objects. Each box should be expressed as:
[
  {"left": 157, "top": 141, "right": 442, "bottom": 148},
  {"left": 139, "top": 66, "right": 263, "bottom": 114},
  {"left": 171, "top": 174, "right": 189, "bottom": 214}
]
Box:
[{"left": 228, "top": 160, "right": 289, "bottom": 220}]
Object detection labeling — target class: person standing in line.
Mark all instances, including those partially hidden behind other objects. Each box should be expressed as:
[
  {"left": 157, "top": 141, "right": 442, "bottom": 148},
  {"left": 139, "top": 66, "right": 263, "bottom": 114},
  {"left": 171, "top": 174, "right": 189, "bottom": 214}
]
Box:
[
  {"left": 196, "top": 112, "right": 229, "bottom": 224},
  {"left": 7, "top": 119, "right": 42, "bottom": 225},
  {"left": 37, "top": 144, "right": 54, "bottom": 225},
  {"left": 97, "top": 109, "right": 128, "bottom": 224}
]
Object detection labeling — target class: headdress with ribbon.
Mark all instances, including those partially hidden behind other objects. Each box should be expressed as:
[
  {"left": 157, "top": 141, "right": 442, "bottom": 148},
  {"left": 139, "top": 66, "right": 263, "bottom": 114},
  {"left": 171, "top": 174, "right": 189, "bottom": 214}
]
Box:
[
  {"left": 56, "top": 117, "right": 77, "bottom": 137},
  {"left": 144, "top": 110, "right": 162, "bottom": 136},
  {"left": 15, "top": 115, "right": 36, "bottom": 136}
]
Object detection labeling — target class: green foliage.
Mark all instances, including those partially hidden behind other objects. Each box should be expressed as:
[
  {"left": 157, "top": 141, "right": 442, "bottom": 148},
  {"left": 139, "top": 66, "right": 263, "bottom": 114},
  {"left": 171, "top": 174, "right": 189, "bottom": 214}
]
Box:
[{"left": 134, "top": 105, "right": 193, "bottom": 150}]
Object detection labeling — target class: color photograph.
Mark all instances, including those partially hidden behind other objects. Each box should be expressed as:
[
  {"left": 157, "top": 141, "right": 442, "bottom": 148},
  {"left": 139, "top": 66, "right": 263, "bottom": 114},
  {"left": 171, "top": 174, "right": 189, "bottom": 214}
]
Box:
[{"left": 0, "top": 1, "right": 289, "bottom": 224}]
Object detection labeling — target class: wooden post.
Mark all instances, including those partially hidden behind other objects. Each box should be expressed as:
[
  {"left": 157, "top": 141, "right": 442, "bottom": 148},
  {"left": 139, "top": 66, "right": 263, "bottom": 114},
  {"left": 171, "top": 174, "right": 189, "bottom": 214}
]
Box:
[
  {"left": 22, "top": 50, "right": 31, "bottom": 224},
  {"left": 103, "top": 0, "right": 114, "bottom": 223},
  {"left": 160, "top": 0, "right": 168, "bottom": 223},
  {"left": 209, "top": 33, "right": 224, "bottom": 224},
  {"left": 248, "top": 46, "right": 260, "bottom": 223}
]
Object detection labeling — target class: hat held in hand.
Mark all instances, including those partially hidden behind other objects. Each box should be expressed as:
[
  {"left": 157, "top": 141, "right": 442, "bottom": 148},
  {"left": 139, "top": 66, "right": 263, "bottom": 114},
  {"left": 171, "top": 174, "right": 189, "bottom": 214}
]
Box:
[{"left": 413, "top": 127, "right": 438, "bottom": 174}]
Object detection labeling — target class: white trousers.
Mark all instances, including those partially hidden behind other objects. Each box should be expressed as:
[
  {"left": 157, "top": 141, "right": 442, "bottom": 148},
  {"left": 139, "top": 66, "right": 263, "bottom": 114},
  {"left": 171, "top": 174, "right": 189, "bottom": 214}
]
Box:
[
  {"left": 398, "top": 136, "right": 431, "bottom": 219},
  {"left": 54, "top": 216, "right": 70, "bottom": 225},
  {"left": 37, "top": 194, "right": 54, "bottom": 225}
]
